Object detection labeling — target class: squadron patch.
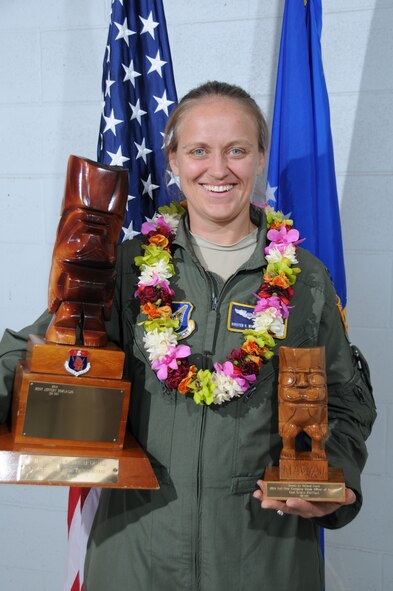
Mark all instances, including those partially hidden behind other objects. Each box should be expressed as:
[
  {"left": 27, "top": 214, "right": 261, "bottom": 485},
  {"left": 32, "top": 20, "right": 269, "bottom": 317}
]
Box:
[
  {"left": 228, "top": 301, "right": 287, "bottom": 338},
  {"left": 171, "top": 301, "right": 195, "bottom": 340},
  {"left": 65, "top": 349, "right": 91, "bottom": 376}
]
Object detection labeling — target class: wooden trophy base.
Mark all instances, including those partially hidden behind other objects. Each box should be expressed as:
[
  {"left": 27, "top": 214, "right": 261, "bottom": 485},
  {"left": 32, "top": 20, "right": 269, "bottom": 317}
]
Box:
[
  {"left": 264, "top": 451, "right": 345, "bottom": 503},
  {"left": 0, "top": 425, "right": 158, "bottom": 489},
  {"left": 0, "top": 336, "right": 159, "bottom": 490}
]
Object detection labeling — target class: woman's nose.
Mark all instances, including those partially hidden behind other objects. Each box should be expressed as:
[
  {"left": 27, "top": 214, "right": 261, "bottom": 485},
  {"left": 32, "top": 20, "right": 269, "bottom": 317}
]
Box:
[{"left": 208, "top": 153, "right": 228, "bottom": 179}]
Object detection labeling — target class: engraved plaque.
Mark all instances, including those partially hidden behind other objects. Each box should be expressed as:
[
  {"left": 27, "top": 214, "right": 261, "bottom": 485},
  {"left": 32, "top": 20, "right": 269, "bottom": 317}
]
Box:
[
  {"left": 17, "top": 454, "right": 119, "bottom": 484},
  {"left": 265, "top": 481, "right": 345, "bottom": 502},
  {"left": 23, "top": 381, "right": 125, "bottom": 442}
]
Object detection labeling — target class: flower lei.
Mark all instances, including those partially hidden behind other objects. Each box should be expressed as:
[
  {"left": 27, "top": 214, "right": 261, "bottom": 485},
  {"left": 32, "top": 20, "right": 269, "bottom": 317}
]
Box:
[{"left": 134, "top": 202, "right": 302, "bottom": 406}]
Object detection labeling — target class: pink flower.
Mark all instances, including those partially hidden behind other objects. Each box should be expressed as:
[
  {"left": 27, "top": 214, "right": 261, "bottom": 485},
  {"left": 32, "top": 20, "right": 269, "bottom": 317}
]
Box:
[
  {"left": 141, "top": 220, "right": 157, "bottom": 235},
  {"left": 214, "top": 361, "right": 256, "bottom": 391},
  {"left": 254, "top": 295, "right": 289, "bottom": 319},
  {"left": 152, "top": 344, "right": 191, "bottom": 380},
  {"left": 265, "top": 226, "right": 303, "bottom": 255}
]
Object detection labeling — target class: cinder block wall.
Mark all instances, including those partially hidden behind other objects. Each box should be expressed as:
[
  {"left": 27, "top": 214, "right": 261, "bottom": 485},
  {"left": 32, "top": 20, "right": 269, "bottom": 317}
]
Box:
[{"left": 0, "top": 1, "right": 391, "bottom": 589}]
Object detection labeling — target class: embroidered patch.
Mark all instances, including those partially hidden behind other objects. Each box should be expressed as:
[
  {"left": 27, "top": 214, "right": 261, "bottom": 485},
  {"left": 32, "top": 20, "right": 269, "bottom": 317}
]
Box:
[
  {"left": 64, "top": 349, "right": 91, "bottom": 376},
  {"left": 336, "top": 295, "right": 348, "bottom": 333},
  {"left": 171, "top": 301, "right": 195, "bottom": 340},
  {"left": 227, "top": 302, "right": 287, "bottom": 339}
]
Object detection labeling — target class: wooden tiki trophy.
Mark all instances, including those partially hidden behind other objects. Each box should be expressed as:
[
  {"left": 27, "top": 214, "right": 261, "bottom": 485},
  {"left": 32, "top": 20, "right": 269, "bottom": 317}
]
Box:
[
  {"left": 264, "top": 346, "right": 345, "bottom": 502},
  {"left": 0, "top": 155, "right": 158, "bottom": 490}
]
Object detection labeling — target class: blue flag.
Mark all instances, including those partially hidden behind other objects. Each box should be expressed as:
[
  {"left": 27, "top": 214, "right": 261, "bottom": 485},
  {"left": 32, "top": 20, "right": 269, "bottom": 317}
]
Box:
[
  {"left": 267, "top": 0, "right": 346, "bottom": 308},
  {"left": 97, "top": 0, "right": 179, "bottom": 240}
]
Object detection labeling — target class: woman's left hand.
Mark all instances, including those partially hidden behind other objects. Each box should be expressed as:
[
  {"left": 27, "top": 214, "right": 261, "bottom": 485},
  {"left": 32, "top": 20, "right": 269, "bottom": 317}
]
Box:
[{"left": 253, "top": 479, "right": 356, "bottom": 519}]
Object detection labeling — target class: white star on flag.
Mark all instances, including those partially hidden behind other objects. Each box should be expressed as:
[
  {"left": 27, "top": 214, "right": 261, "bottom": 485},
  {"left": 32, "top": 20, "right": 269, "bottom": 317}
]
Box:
[
  {"left": 126, "top": 194, "right": 137, "bottom": 210},
  {"left": 134, "top": 138, "right": 152, "bottom": 163},
  {"left": 122, "top": 219, "right": 140, "bottom": 241},
  {"left": 142, "top": 173, "right": 159, "bottom": 199},
  {"left": 153, "top": 90, "right": 174, "bottom": 115},
  {"left": 103, "top": 108, "right": 123, "bottom": 136},
  {"left": 122, "top": 59, "right": 141, "bottom": 87},
  {"left": 266, "top": 182, "right": 278, "bottom": 204},
  {"left": 107, "top": 146, "right": 130, "bottom": 166},
  {"left": 140, "top": 12, "right": 159, "bottom": 39},
  {"left": 146, "top": 50, "right": 167, "bottom": 77},
  {"left": 129, "top": 99, "right": 147, "bottom": 125},
  {"left": 105, "top": 71, "right": 115, "bottom": 97},
  {"left": 114, "top": 18, "right": 135, "bottom": 46},
  {"left": 167, "top": 170, "right": 180, "bottom": 187}
]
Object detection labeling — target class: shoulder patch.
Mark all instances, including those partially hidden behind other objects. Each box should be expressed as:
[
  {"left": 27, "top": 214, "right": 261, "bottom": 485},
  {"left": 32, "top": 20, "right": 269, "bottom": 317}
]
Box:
[
  {"left": 336, "top": 296, "right": 348, "bottom": 333},
  {"left": 171, "top": 301, "right": 195, "bottom": 340}
]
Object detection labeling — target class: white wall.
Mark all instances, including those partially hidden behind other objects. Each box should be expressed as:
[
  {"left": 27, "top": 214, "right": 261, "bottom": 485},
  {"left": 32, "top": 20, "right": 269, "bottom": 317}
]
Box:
[{"left": 0, "top": 0, "right": 391, "bottom": 589}]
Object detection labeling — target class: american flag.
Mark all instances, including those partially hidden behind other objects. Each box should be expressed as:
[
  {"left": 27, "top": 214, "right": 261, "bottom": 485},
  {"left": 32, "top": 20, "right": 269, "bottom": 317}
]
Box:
[
  {"left": 98, "top": 0, "right": 179, "bottom": 239},
  {"left": 65, "top": 1, "right": 178, "bottom": 589}
]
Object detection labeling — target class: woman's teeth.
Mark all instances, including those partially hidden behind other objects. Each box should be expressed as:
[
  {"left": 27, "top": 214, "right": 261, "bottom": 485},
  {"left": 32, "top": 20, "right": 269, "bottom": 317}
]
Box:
[{"left": 202, "top": 184, "right": 234, "bottom": 193}]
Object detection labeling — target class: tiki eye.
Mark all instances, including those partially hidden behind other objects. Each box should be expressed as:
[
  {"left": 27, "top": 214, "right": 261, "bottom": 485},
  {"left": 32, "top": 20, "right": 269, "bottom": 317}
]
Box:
[
  {"left": 281, "top": 372, "right": 295, "bottom": 386},
  {"left": 308, "top": 373, "right": 325, "bottom": 386}
]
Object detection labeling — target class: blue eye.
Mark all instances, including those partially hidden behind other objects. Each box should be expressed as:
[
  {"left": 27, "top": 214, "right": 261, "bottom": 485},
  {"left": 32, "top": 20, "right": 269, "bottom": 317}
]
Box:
[
  {"left": 230, "top": 148, "right": 243, "bottom": 156},
  {"left": 193, "top": 148, "right": 206, "bottom": 156}
]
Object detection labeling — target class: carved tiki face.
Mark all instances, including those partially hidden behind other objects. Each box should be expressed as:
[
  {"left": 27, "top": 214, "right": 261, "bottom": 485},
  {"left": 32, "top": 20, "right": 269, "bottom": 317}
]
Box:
[{"left": 278, "top": 346, "right": 327, "bottom": 405}]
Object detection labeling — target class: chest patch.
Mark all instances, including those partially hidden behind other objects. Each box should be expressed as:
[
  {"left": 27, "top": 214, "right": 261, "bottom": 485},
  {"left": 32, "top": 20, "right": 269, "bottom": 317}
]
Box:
[
  {"left": 227, "top": 302, "right": 255, "bottom": 332},
  {"left": 227, "top": 301, "right": 288, "bottom": 338},
  {"left": 171, "top": 301, "right": 195, "bottom": 340}
]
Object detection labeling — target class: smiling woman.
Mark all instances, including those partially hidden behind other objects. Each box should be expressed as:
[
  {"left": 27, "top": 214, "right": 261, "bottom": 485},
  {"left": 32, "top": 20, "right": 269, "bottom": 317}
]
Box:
[
  {"left": 0, "top": 81, "right": 375, "bottom": 591},
  {"left": 165, "top": 81, "right": 268, "bottom": 243}
]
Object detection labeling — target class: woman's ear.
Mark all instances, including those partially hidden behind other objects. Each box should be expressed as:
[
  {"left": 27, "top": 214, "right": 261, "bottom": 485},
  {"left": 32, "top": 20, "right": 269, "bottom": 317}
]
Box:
[
  {"left": 257, "top": 152, "right": 265, "bottom": 176},
  {"left": 168, "top": 152, "right": 179, "bottom": 177}
]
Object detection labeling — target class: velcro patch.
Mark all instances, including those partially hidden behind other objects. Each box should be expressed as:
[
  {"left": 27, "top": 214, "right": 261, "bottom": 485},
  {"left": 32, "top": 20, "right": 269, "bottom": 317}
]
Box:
[
  {"left": 171, "top": 301, "right": 195, "bottom": 340},
  {"left": 227, "top": 301, "right": 287, "bottom": 338},
  {"left": 227, "top": 302, "right": 255, "bottom": 332}
]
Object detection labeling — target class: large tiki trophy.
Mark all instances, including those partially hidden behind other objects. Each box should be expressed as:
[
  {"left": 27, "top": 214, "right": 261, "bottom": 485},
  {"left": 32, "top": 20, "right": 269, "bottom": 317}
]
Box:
[
  {"left": 1, "top": 155, "right": 158, "bottom": 490},
  {"left": 45, "top": 155, "right": 128, "bottom": 347}
]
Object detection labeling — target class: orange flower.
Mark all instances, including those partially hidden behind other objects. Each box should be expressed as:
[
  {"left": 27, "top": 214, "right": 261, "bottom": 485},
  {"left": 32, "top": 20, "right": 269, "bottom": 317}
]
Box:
[
  {"left": 178, "top": 365, "right": 197, "bottom": 394},
  {"left": 249, "top": 354, "right": 263, "bottom": 368},
  {"left": 148, "top": 233, "right": 169, "bottom": 249},
  {"left": 141, "top": 302, "right": 172, "bottom": 319},
  {"left": 241, "top": 340, "right": 264, "bottom": 356},
  {"left": 270, "top": 272, "right": 290, "bottom": 289}
]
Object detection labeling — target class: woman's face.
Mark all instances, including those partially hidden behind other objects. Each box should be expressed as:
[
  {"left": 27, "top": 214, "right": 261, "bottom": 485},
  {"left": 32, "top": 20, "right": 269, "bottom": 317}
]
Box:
[{"left": 169, "top": 97, "right": 265, "bottom": 237}]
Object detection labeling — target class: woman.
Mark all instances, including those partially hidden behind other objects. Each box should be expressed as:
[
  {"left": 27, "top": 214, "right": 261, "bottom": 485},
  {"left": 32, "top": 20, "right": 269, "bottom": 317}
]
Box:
[{"left": 0, "top": 82, "right": 375, "bottom": 590}]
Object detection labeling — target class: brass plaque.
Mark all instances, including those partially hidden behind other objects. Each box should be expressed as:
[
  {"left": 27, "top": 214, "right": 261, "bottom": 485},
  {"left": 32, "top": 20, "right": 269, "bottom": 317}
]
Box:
[
  {"left": 265, "top": 481, "right": 345, "bottom": 502},
  {"left": 17, "top": 454, "right": 119, "bottom": 484},
  {"left": 23, "top": 381, "right": 125, "bottom": 442}
]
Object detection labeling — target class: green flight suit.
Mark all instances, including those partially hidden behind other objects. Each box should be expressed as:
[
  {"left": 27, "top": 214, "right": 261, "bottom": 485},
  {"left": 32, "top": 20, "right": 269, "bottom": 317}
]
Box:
[{"left": 0, "top": 205, "right": 376, "bottom": 591}]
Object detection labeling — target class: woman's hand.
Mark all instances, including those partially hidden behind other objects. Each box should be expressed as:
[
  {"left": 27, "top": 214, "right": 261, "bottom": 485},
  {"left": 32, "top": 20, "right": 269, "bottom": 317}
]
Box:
[{"left": 253, "top": 479, "right": 356, "bottom": 519}]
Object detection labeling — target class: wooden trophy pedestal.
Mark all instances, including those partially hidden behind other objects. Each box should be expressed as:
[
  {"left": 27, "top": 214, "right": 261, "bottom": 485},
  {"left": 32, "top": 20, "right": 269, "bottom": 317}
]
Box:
[
  {"left": 0, "top": 336, "right": 158, "bottom": 490},
  {"left": 264, "top": 452, "right": 345, "bottom": 503}
]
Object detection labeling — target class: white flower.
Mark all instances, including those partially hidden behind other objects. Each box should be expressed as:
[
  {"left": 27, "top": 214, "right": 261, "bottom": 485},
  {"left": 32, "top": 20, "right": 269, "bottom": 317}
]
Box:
[
  {"left": 139, "top": 259, "right": 173, "bottom": 284},
  {"left": 265, "top": 246, "right": 284, "bottom": 264},
  {"left": 265, "top": 244, "right": 298, "bottom": 265},
  {"left": 253, "top": 307, "right": 284, "bottom": 334},
  {"left": 143, "top": 328, "right": 177, "bottom": 362},
  {"left": 161, "top": 212, "right": 181, "bottom": 231},
  {"left": 282, "top": 244, "right": 298, "bottom": 264},
  {"left": 211, "top": 373, "right": 244, "bottom": 404}
]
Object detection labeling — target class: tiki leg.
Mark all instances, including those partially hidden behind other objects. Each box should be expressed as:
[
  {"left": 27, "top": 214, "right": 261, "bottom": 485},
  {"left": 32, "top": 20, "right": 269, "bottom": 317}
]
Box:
[{"left": 45, "top": 301, "right": 82, "bottom": 345}]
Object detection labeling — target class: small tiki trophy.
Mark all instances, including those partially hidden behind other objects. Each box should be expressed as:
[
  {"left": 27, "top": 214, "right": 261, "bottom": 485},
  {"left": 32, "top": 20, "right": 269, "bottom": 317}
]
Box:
[{"left": 264, "top": 346, "right": 345, "bottom": 502}]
